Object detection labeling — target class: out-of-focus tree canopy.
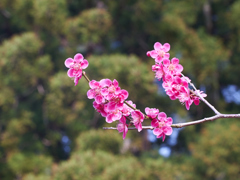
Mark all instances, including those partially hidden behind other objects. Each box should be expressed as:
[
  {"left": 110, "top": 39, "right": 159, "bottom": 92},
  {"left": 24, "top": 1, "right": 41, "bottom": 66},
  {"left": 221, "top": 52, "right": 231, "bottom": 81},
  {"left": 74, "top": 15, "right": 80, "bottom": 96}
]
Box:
[{"left": 0, "top": 0, "right": 240, "bottom": 179}]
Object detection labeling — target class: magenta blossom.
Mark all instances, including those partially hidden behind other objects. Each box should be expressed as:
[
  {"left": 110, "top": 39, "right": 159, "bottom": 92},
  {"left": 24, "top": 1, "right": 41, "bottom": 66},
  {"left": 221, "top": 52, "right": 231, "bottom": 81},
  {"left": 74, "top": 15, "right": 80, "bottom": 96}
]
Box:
[
  {"left": 117, "top": 116, "right": 128, "bottom": 139},
  {"left": 101, "top": 79, "right": 121, "bottom": 97},
  {"left": 93, "top": 101, "right": 108, "bottom": 117},
  {"left": 163, "top": 57, "right": 183, "bottom": 76},
  {"left": 178, "top": 86, "right": 192, "bottom": 110},
  {"left": 106, "top": 90, "right": 129, "bottom": 111},
  {"left": 131, "top": 110, "right": 144, "bottom": 132},
  {"left": 87, "top": 80, "right": 106, "bottom": 104},
  {"left": 65, "top": 53, "right": 89, "bottom": 86},
  {"left": 152, "top": 63, "right": 165, "bottom": 80},
  {"left": 105, "top": 108, "right": 122, "bottom": 123},
  {"left": 121, "top": 100, "right": 136, "bottom": 116},
  {"left": 165, "top": 76, "right": 188, "bottom": 100},
  {"left": 149, "top": 42, "right": 170, "bottom": 63},
  {"left": 145, "top": 107, "right": 159, "bottom": 119},
  {"left": 151, "top": 112, "right": 173, "bottom": 142}
]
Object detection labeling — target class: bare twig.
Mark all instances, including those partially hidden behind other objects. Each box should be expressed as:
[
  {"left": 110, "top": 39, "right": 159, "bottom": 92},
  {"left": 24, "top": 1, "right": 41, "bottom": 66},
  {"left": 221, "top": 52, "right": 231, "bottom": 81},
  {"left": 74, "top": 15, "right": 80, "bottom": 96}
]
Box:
[
  {"left": 82, "top": 71, "right": 90, "bottom": 83},
  {"left": 180, "top": 73, "right": 221, "bottom": 115},
  {"left": 103, "top": 113, "right": 240, "bottom": 130}
]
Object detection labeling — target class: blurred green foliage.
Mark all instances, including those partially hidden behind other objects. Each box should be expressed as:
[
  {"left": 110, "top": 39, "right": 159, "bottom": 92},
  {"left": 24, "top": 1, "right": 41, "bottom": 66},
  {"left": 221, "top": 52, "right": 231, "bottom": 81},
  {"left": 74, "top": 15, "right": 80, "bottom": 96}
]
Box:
[{"left": 1, "top": 0, "right": 240, "bottom": 179}]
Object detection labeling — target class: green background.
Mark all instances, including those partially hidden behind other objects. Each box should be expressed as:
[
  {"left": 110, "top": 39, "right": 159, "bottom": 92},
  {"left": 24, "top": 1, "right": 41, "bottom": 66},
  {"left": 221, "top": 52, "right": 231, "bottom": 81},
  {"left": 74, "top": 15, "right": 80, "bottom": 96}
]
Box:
[{"left": 0, "top": 0, "right": 240, "bottom": 179}]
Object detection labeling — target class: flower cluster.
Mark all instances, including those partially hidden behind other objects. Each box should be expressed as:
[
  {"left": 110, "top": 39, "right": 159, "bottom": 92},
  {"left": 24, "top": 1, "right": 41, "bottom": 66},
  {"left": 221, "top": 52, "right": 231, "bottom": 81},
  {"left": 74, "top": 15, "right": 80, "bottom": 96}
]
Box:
[
  {"left": 87, "top": 78, "right": 145, "bottom": 139},
  {"left": 64, "top": 53, "right": 89, "bottom": 86},
  {"left": 145, "top": 107, "right": 173, "bottom": 141},
  {"left": 64, "top": 42, "right": 208, "bottom": 141},
  {"left": 147, "top": 42, "right": 206, "bottom": 110}
]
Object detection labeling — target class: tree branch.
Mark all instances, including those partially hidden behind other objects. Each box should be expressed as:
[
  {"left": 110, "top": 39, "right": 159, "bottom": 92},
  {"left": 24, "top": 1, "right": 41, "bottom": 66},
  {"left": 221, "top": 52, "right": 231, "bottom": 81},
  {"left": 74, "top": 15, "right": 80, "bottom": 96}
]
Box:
[{"left": 103, "top": 113, "right": 240, "bottom": 130}]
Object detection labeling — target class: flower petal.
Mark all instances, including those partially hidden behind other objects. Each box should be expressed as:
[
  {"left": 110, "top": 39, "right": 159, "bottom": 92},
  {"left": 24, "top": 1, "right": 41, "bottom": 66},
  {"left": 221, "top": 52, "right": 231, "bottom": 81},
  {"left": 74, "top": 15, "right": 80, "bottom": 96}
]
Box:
[
  {"left": 87, "top": 89, "right": 95, "bottom": 99},
  {"left": 153, "top": 128, "right": 163, "bottom": 136},
  {"left": 74, "top": 76, "right": 81, "bottom": 86},
  {"left": 165, "top": 117, "right": 173, "bottom": 126},
  {"left": 163, "top": 43, "right": 170, "bottom": 52},
  {"left": 119, "top": 116, "right": 126, "bottom": 124},
  {"left": 81, "top": 59, "right": 89, "bottom": 69},
  {"left": 123, "top": 126, "right": 128, "bottom": 139},
  {"left": 95, "top": 95, "right": 104, "bottom": 104},
  {"left": 100, "top": 79, "right": 112, "bottom": 87},
  {"left": 113, "top": 79, "right": 119, "bottom": 87},
  {"left": 155, "top": 56, "right": 163, "bottom": 63},
  {"left": 175, "top": 64, "right": 183, "bottom": 72},
  {"left": 107, "top": 101, "right": 116, "bottom": 111},
  {"left": 74, "top": 53, "right": 83, "bottom": 62},
  {"left": 154, "top": 42, "right": 162, "bottom": 51},
  {"left": 171, "top": 58, "right": 179, "bottom": 65},
  {"left": 65, "top": 58, "right": 73, "bottom": 68},
  {"left": 150, "top": 50, "right": 158, "bottom": 58},
  {"left": 164, "top": 53, "right": 170, "bottom": 59},
  {"left": 164, "top": 126, "right": 173, "bottom": 135},
  {"left": 67, "top": 68, "right": 75, "bottom": 77},
  {"left": 121, "top": 90, "right": 129, "bottom": 99},
  {"left": 137, "top": 123, "right": 142, "bottom": 132},
  {"left": 151, "top": 119, "right": 159, "bottom": 127},
  {"left": 158, "top": 112, "right": 167, "bottom": 119},
  {"left": 163, "top": 59, "right": 170, "bottom": 66},
  {"left": 106, "top": 114, "right": 113, "bottom": 123}
]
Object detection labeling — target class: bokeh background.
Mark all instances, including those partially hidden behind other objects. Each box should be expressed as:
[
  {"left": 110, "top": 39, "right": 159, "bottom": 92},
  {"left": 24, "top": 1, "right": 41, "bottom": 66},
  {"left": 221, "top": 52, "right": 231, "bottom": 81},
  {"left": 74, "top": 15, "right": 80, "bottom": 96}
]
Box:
[{"left": 1, "top": 0, "right": 240, "bottom": 179}]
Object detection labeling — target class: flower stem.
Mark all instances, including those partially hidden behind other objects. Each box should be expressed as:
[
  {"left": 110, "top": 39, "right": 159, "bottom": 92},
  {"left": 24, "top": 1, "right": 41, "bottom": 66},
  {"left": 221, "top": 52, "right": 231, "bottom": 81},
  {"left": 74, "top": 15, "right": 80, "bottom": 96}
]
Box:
[{"left": 82, "top": 71, "right": 91, "bottom": 83}]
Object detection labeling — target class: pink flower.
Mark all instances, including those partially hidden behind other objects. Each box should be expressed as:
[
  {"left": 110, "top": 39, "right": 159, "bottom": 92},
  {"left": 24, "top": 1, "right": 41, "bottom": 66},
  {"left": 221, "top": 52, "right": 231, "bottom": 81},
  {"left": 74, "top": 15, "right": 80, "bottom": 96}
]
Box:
[
  {"left": 87, "top": 80, "right": 105, "bottom": 104},
  {"left": 131, "top": 110, "right": 144, "bottom": 132},
  {"left": 145, "top": 107, "right": 159, "bottom": 119},
  {"left": 117, "top": 116, "right": 128, "bottom": 139},
  {"left": 178, "top": 86, "right": 192, "bottom": 110},
  {"left": 163, "top": 57, "right": 183, "bottom": 76},
  {"left": 152, "top": 63, "right": 165, "bottom": 80},
  {"left": 162, "top": 74, "right": 174, "bottom": 91},
  {"left": 65, "top": 53, "right": 89, "bottom": 86},
  {"left": 149, "top": 42, "right": 170, "bottom": 63},
  {"left": 106, "top": 89, "right": 129, "bottom": 111},
  {"left": 151, "top": 112, "right": 173, "bottom": 142},
  {"left": 93, "top": 101, "right": 108, "bottom": 117},
  {"left": 105, "top": 108, "right": 122, "bottom": 123},
  {"left": 101, "top": 79, "right": 122, "bottom": 100},
  {"left": 165, "top": 76, "right": 188, "bottom": 100},
  {"left": 121, "top": 100, "right": 136, "bottom": 116}
]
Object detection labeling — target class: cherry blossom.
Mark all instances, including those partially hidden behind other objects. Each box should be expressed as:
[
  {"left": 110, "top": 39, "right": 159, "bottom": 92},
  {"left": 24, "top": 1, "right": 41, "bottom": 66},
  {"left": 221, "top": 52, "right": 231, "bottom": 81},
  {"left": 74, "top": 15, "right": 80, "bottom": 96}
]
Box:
[
  {"left": 64, "top": 53, "right": 88, "bottom": 85},
  {"left": 93, "top": 101, "right": 107, "bottom": 117},
  {"left": 87, "top": 80, "right": 105, "bottom": 104},
  {"left": 145, "top": 107, "right": 159, "bottom": 119},
  {"left": 121, "top": 100, "right": 136, "bottom": 116},
  {"left": 151, "top": 112, "right": 173, "bottom": 142},
  {"left": 152, "top": 63, "right": 165, "bottom": 80},
  {"left": 106, "top": 90, "right": 129, "bottom": 111},
  {"left": 131, "top": 110, "right": 144, "bottom": 132},
  {"left": 149, "top": 42, "right": 170, "bottom": 63},
  {"left": 105, "top": 108, "right": 122, "bottom": 123},
  {"left": 117, "top": 116, "right": 128, "bottom": 139},
  {"left": 163, "top": 58, "right": 183, "bottom": 76}
]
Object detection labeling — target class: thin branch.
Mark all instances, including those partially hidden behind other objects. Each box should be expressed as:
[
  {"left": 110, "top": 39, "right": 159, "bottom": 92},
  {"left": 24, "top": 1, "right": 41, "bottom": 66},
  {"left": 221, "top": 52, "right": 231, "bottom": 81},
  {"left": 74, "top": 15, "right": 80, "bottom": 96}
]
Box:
[
  {"left": 103, "top": 126, "right": 154, "bottom": 130},
  {"left": 103, "top": 113, "right": 240, "bottom": 130},
  {"left": 124, "top": 100, "right": 138, "bottom": 111},
  {"left": 181, "top": 73, "right": 221, "bottom": 115},
  {"left": 171, "top": 113, "right": 240, "bottom": 128},
  {"left": 82, "top": 71, "right": 91, "bottom": 83},
  {"left": 124, "top": 101, "right": 150, "bottom": 120}
]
